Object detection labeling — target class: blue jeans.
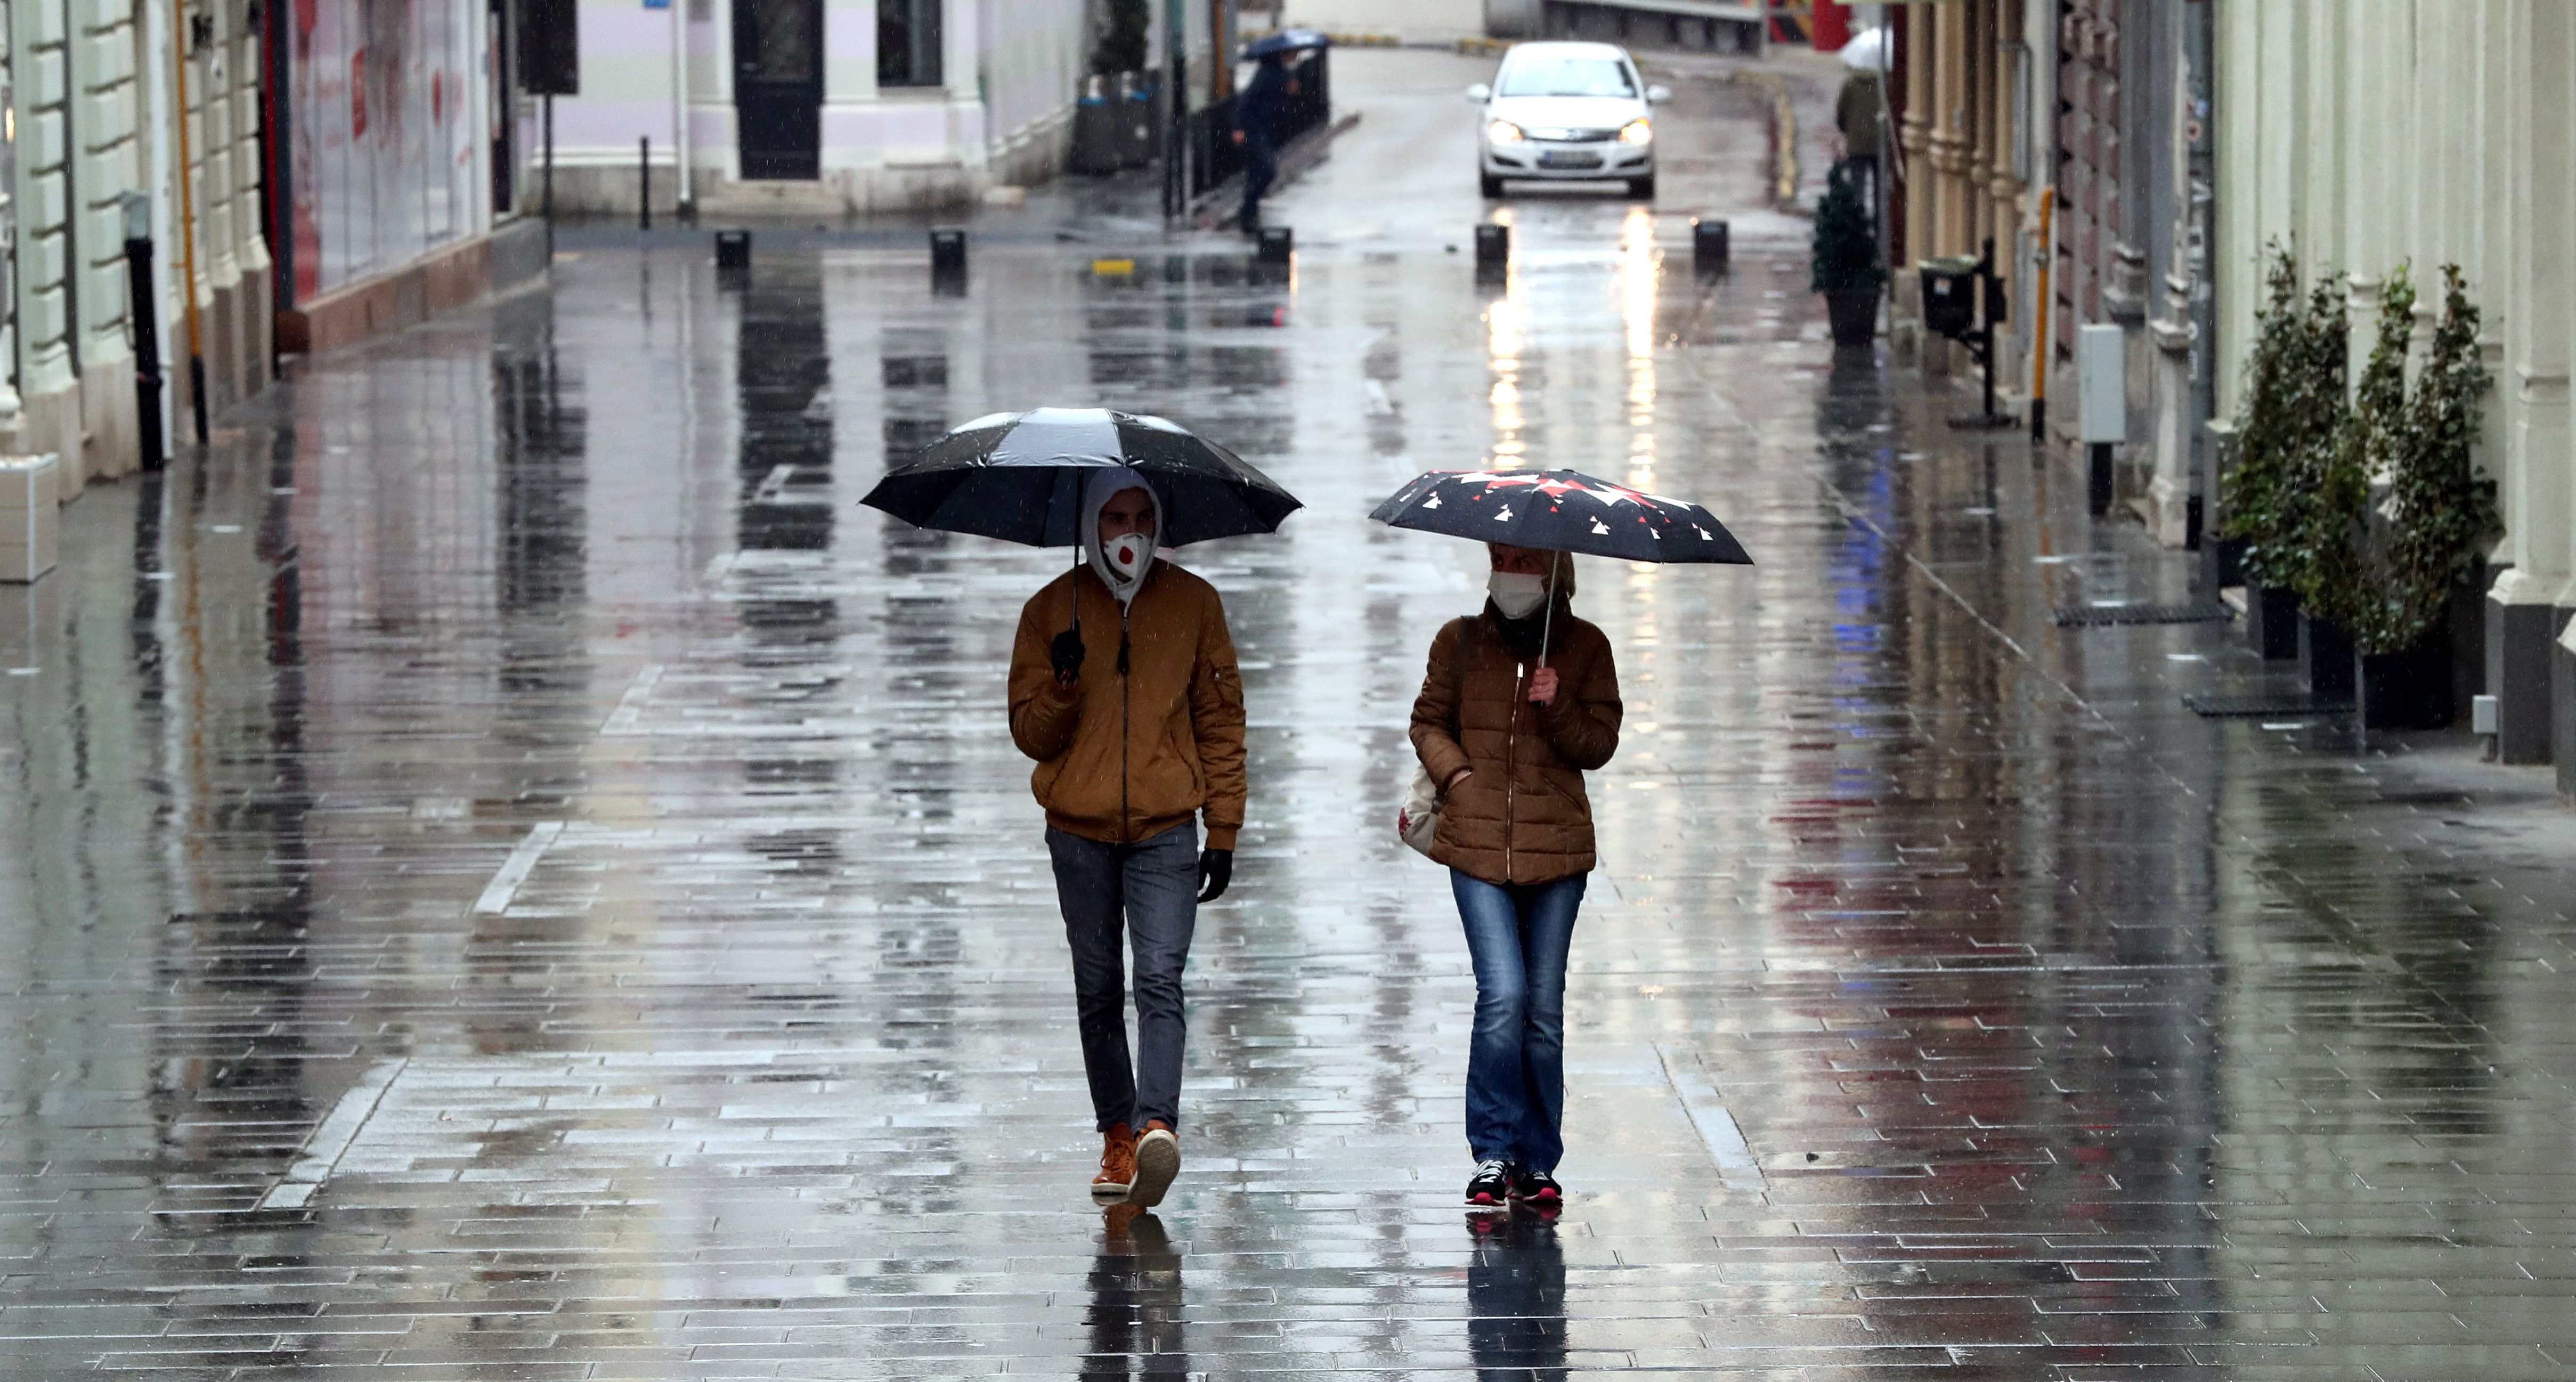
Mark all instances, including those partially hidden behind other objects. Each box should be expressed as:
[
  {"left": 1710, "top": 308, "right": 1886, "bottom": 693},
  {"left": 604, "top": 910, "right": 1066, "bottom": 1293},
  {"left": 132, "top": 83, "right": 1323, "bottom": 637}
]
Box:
[
  {"left": 1049, "top": 823, "right": 1200, "bottom": 1132},
  {"left": 1452, "top": 869, "right": 1587, "bottom": 1172}
]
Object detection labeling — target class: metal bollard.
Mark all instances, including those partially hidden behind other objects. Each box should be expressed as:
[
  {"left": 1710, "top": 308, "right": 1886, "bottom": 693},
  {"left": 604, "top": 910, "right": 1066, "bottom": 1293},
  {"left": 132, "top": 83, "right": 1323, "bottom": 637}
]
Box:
[
  {"left": 714, "top": 229, "right": 751, "bottom": 272},
  {"left": 930, "top": 229, "right": 968, "bottom": 296},
  {"left": 1256, "top": 225, "right": 1293, "bottom": 264},
  {"left": 1692, "top": 217, "right": 1729, "bottom": 275},
  {"left": 930, "top": 228, "right": 967, "bottom": 274}
]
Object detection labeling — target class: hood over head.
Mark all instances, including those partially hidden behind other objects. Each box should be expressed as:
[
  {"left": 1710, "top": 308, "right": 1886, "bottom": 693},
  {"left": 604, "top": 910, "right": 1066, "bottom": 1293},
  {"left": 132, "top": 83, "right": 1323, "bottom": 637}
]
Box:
[{"left": 1080, "top": 467, "right": 1165, "bottom": 606}]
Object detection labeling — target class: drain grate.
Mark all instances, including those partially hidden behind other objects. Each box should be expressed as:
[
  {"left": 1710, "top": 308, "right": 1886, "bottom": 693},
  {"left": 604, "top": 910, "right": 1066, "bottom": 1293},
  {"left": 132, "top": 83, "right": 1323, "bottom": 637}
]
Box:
[
  {"left": 2053, "top": 602, "right": 2235, "bottom": 628},
  {"left": 2183, "top": 694, "right": 2352, "bottom": 719}
]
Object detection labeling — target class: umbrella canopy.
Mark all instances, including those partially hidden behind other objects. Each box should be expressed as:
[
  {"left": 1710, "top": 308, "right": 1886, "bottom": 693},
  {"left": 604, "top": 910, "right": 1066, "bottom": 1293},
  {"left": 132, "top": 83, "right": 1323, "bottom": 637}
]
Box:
[
  {"left": 1245, "top": 27, "right": 1330, "bottom": 59},
  {"left": 1840, "top": 26, "right": 1888, "bottom": 70},
  {"left": 1369, "top": 468, "right": 1752, "bottom": 565},
  {"left": 860, "top": 407, "right": 1302, "bottom": 548}
]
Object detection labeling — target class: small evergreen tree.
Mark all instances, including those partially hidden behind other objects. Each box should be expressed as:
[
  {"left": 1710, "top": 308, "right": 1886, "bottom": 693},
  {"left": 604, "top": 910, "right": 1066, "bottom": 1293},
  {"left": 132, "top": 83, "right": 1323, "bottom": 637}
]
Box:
[
  {"left": 2303, "top": 264, "right": 2414, "bottom": 639},
  {"left": 1809, "top": 162, "right": 1884, "bottom": 295},
  {"left": 2376, "top": 264, "right": 2498, "bottom": 652},
  {"left": 2226, "top": 243, "right": 2349, "bottom": 595},
  {"left": 1092, "top": 0, "right": 1150, "bottom": 76}
]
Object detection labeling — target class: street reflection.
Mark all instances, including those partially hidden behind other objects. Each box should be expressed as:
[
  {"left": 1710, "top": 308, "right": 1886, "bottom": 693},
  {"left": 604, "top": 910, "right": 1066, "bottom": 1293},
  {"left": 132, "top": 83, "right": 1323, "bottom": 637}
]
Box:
[
  {"left": 1468, "top": 1210, "right": 1567, "bottom": 1380},
  {"left": 1085, "top": 1205, "right": 1188, "bottom": 1378}
]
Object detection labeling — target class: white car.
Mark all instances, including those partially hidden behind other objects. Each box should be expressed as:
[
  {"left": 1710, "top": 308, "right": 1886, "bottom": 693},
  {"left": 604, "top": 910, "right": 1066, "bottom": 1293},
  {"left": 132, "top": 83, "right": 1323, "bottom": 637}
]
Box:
[{"left": 1469, "top": 42, "right": 1671, "bottom": 200}]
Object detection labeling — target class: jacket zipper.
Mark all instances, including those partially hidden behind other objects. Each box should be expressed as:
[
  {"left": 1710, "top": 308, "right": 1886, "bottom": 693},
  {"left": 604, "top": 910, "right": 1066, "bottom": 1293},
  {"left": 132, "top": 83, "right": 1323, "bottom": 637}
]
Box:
[{"left": 1119, "top": 603, "right": 1133, "bottom": 844}]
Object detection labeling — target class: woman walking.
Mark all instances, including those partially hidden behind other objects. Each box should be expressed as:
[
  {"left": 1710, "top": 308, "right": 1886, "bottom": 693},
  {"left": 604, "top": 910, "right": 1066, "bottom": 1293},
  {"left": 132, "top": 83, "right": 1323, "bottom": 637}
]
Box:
[{"left": 1410, "top": 543, "right": 1622, "bottom": 1207}]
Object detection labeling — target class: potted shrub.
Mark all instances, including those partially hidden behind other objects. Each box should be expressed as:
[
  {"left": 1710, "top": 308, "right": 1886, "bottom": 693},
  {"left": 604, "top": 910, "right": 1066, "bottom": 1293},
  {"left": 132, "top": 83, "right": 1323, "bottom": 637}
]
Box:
[
  {"left": 2358, "top": 266, "right": 2497, "bottom": 729},
  {"left": 2223, "top": 244, "right": 2347, "bottom": 661},
  {"left": 2299, "top": 265, "right": 2414, "bottom": 705},
  {"left": 1811, "top": 162, "right": 1883, "bottom": 348}
]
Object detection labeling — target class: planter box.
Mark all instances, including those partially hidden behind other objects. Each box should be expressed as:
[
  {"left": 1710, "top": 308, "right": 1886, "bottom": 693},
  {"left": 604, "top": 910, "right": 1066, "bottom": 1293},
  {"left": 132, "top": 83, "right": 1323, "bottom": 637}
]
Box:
[
  {"left": 2299, "top": 609, "right": 2355, "bottom": 700},
  {"left": 2358, "top": 642, "right": 2452, "bottom": 730},
  {"left": 2246, "top": 580, "right": 2299, "bottom": 661},
  {"left": 1824, "top": 287, "right": 1879, "bottom": 347}
]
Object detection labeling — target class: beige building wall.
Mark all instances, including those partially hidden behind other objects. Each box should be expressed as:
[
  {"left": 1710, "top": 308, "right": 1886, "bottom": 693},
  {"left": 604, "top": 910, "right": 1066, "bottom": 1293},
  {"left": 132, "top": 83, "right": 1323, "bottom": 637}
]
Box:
[{"left": 2213, "top": 0, "right": 2576, "bottom": 777}]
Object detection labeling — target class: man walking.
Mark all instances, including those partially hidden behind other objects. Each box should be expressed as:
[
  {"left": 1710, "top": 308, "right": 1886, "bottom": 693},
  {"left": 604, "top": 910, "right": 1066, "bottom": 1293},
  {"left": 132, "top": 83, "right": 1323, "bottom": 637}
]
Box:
[
  {"left": 1232, "top": 52, "right": 1296, "bottom": 233},
  {"left": 1010, "top": 469, "right": 1246, "bottom": 1207}
]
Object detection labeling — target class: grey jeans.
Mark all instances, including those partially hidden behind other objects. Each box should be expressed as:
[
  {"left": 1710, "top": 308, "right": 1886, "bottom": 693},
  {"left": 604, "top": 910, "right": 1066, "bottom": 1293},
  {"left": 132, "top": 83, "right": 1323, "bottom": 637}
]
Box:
[{"left": 1046, "top": 822, "right": 1199, "bottom": 1132}]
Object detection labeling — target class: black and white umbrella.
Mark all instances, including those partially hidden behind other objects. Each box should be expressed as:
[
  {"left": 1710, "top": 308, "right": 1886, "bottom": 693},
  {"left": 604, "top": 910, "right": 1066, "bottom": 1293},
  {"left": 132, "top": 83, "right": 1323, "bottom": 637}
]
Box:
[
  {"left": 860, "top": 406, "right": 1301, "bottom": 548},
  {"left": 1369, "top": 467, "right": 1751, "bottom": 666},
  {"left": 1369, "top": 468, "right": 1752, "bottom": 564}
]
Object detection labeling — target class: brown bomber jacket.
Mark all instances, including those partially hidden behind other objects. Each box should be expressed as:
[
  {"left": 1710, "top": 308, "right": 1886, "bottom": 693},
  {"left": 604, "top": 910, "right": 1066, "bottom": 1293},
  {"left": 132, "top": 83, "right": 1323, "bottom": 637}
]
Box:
[
  {"left": 1410, "top": 611, "right": 1622, "bottom": 885},
  {"left": 1009, "top": 563, "right": 1247, "bottom": 849}
]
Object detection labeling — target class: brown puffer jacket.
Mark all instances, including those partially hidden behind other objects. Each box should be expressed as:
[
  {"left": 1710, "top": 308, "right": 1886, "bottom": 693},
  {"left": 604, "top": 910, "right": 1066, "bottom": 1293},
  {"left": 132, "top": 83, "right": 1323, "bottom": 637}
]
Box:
[
  {"left": 1410, "top": 609, "right": 1622, "bottom": 885},
  {"left": 1009, "top": 562, "right": 1247, "bottom": 849}
]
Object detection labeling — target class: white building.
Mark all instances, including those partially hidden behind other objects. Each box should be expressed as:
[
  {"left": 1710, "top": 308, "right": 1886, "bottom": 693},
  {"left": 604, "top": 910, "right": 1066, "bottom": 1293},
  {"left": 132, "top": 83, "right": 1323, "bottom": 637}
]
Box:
[
  {"left": 2211, "top": 2, "right": 2572, "bottom": 781},
  {"left": 534, "top": 0, "right": 1096, "bottom": 216}
]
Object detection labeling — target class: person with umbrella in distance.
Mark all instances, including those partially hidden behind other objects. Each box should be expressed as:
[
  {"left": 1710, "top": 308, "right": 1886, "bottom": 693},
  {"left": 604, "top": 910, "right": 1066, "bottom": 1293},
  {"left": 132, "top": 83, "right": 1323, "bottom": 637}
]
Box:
[
  {"left": 1232, "top": 31, "right": 1322, "bottom": 234},
  {"left": 863, "top": 408, "right": 1299, "bottom": 1209},
  {"left": 1375, "top": 468, "right": 1750, "bottom": 1208}
]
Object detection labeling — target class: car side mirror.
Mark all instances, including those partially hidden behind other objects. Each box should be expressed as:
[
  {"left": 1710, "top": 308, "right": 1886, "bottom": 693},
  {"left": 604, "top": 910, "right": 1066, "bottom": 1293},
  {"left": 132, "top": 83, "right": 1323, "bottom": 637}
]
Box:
[
  {"left": 1646, "top": 85, "right": 1673, "bottom": 105},
  {"left": 1466, "top": 83, "right": 1492, "bottom": 102}
]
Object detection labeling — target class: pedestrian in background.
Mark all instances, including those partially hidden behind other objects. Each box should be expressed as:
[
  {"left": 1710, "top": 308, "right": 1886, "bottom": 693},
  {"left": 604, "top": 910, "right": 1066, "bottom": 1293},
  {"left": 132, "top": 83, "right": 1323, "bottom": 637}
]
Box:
[
  {"left": 1009, "top": 469, "right": 1247, "bottom": 1209},
  {"left": 1833, "top": 34, "right": 1891, "bottom": 252},
  {"left": 1409, "top": 544, "right": 1622, "bottom": 1208},
  {"left": 1232, "top": 52, "right": 1297, "bottom": 233}
]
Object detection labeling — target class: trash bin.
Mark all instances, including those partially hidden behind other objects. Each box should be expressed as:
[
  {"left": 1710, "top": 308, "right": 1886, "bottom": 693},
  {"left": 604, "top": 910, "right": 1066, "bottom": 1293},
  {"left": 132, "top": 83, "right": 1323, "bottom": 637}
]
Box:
[
  {"left": 1919, "top": 255, "right": 1980, "bottom": 340},
  {"left": 1118, "top": 72, "right": 1158, "bottom": 169},
  {"left": 1072, "top": 75, "right": 1122, "bottom": 174}
]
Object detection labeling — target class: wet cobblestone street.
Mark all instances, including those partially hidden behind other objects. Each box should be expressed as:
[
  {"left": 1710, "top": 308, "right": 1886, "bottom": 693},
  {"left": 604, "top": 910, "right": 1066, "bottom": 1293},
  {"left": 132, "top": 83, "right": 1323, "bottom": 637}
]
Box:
[{"left": 6, "top": 47, "right": 2576, "bottom": 1380}]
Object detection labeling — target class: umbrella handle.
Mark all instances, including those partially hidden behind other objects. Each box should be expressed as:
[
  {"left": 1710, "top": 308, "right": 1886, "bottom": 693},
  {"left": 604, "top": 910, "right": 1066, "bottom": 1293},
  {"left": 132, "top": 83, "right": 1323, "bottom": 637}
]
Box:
[
  {"left": 1070, "top": 544, "right": 1083, "bottom": 637},
  {"left": 1537, "top": 551, "right": 1558, "bottom": 672}
]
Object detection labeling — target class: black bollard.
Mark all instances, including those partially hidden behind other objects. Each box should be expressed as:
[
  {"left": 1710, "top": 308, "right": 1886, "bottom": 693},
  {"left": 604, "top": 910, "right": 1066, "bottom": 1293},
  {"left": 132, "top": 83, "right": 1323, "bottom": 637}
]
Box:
[
  {"left": 1473, "top": 223, "right": 1509, "bottom": 277},
  {"left": 640, "top": 136, "right": 651, "bottom": 232},
  {"left": 1256, "top": 225, "right": 1293, "bottom": 264},
  {"left": 930, "top": 228, "right": 968, "bottom": 295},
  {"left": 714, "top": 229, "right": 751, "bottom": 271},
  {"left": 121, "top": 194, "right": 164, "bottom": 472},
  {"left": 1692, "top": 217, "right": 1729, "bottom": 276}
]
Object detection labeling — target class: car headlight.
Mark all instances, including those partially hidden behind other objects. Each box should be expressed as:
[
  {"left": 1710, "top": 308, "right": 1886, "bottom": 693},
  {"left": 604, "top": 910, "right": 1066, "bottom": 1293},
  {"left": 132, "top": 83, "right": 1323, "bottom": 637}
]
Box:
[
  {"left": 1619, "top": 118, "right": 1653, "bottom": 145},
  {"left": 1486, "top": 119, "right": 1527, "bottom": 145}
]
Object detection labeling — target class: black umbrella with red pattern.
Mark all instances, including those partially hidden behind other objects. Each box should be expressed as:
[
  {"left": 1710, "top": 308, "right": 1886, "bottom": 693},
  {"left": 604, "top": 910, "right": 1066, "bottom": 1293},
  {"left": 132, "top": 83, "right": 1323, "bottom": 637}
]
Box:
[{"left": 1368, "top": 468, "right": 1752, "bottom": 564}]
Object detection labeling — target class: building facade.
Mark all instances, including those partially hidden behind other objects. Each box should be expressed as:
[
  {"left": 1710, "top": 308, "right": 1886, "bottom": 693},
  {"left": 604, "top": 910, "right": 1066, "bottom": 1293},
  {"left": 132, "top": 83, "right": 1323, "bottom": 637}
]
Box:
[
  {"left": 2211, "top": 1, "right": 2570, "bottom": 779},
  {"left": 1891, "top": 0, "right": 2211, "bottom": 550},
  {"left": 533, "top": 0, "right": 1095, "bottom": 217}
]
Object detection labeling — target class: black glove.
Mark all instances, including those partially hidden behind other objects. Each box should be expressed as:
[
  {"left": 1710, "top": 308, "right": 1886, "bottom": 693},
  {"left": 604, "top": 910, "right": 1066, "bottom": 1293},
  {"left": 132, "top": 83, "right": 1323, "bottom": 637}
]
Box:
[
  {"left": 1049, "top": 628, "right": 1086, "bottom": 682},
  {"left": 1196, "top": 848, "right": 1233, "bottom": 904}
]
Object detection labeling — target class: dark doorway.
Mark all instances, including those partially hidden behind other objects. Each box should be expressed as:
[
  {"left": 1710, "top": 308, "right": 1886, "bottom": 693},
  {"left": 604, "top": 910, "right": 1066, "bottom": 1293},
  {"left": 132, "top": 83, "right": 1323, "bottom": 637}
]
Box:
[{"left": 734, "top": 0, "right": 822, "bottom": 180}]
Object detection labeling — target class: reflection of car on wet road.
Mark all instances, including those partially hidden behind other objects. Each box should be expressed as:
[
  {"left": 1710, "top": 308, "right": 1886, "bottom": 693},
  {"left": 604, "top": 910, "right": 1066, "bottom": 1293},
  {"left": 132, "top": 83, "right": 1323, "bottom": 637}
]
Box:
[{"left": 1469, "top": 42, "right": 1670, "bottom": 200}]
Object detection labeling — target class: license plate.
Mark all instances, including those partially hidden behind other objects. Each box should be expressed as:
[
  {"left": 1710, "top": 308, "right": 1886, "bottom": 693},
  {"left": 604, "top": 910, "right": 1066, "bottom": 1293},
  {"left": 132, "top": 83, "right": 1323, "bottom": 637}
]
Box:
[{"left": 1538, "top": 151, "right": 1602, "bottom": 169}]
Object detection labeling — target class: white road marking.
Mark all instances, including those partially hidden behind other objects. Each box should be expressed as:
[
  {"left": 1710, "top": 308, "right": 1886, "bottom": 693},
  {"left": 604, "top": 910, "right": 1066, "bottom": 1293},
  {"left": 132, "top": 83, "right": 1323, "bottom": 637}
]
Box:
[
  {"left": 1655, "top": 1043, "right": 1764, "bottom": 1188},
  {"left": 474, "top": 822, "right": 567, "bottom": 915},
  {"left": 257, "top": 1059, "right": 408, "bottom": 1209},
  {"left": 602, "top": 664, "right": 665, "bottom": 735}
]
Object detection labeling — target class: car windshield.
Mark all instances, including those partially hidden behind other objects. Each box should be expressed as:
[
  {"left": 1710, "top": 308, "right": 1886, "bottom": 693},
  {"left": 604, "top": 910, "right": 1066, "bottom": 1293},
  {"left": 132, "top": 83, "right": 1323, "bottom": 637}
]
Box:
[{"left": 1497, "top": 56, "right": 1636, "bottom": 98}]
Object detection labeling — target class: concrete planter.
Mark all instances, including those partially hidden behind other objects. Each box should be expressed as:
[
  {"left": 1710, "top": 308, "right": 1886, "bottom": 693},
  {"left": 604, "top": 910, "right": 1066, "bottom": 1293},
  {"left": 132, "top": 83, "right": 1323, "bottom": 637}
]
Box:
[
  {"left": 1824, "top": 288, "right": 1880, "bottom": 347},
  {"left": 2357, "top": 642, "right": 2453, "bottom": 730},
  {"left": 2299, "top": 609, "right": 2356, "bottom": 700},
  {"left": 2246, "top": 580, "right": 2300, "bottom": 661}
]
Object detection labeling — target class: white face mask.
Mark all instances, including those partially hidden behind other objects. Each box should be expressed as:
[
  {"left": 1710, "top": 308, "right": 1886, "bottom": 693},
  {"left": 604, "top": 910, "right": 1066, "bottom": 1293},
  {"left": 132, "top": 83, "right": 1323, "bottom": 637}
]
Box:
[
  {"left": 1104, "top": 532, "right": 1152, "bottom": 581},
  {"left": 1488, "top": 571, "right": 1549, "bottom": 620}
]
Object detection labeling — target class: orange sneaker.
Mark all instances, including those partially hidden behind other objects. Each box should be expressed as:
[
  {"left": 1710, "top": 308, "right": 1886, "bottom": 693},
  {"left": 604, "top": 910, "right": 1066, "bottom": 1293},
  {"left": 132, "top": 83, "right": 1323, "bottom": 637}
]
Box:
[
  {"left": 1092, "top": 1124, "right": 1137, "bottom": 1201},
  {"left": 1131, "top": 1119, "right": 1180, "bottom": 1208}
]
